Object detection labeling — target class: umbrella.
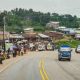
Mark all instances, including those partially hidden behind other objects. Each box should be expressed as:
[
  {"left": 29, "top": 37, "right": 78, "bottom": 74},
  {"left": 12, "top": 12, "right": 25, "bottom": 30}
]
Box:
[
  {"left": 17, "top": 41, "right": 23, "bottom": 44},
  {"left": 21, "top": 40, "right": 27, "bottom": 42}
]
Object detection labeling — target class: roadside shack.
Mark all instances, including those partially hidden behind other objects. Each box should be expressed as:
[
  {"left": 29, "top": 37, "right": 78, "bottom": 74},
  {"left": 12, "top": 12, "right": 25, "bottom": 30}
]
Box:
[
  {"left": 38, "top": 33, "right": 50, "bottom": 42},
  {"left": 9, "top": 33, "right": 24, "bottom": 43},
  {"left": 22, "top": 32, "right": 38, "bottom": 42},
  {"left": 44, "top": 31, "right": 63, "bottom": 40}
]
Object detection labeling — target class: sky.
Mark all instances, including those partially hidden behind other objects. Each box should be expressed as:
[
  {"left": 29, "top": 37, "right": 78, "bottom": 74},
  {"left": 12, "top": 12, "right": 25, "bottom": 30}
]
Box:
[{"left": 0, "top": 0, "right": 80, "bottom": 17}]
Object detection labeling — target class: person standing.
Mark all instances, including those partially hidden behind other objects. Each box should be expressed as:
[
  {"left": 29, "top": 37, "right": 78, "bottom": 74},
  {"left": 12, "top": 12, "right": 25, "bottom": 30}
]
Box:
[
  {"left": 0, "top": 50, "right": 3, "bottom": 64},
  {"left": 20, "top": 45, "right": 24, "bottom": 56},
  {"left": 13, "top": 44, "right": 17, "bottom": 57}
]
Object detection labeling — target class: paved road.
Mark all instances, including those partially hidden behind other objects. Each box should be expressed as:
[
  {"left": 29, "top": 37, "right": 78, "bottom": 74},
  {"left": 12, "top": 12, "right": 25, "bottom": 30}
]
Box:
[{"left": 0, "top": 50, "right": 80, "bottom": 80}]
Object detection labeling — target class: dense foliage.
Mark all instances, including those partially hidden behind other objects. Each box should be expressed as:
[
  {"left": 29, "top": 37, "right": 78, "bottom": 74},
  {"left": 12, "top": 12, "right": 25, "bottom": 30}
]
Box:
[
  {"left": 0, "top": 8, "right": 80, "bottom": 33},
  {"left": 56, "top": 40, "right": 80, "bottom": 48}
]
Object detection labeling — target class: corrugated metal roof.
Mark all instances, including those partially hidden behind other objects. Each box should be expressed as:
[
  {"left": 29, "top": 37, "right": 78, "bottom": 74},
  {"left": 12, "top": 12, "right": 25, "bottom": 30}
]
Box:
[{"left": 38, "top": 33, "right": 49, "bottom": 38}]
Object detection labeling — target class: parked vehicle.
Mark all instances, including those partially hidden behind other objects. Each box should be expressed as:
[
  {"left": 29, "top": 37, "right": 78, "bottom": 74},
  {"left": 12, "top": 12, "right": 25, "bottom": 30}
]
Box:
[
  {"left": 58, "top": 45, "right": 72, "bottom": 61},
  {"left": 38, "top": 43, "right": 45, "bottom": 51},
  {"left": 75, "top": 45, "right": 80, "bottom": 53}
]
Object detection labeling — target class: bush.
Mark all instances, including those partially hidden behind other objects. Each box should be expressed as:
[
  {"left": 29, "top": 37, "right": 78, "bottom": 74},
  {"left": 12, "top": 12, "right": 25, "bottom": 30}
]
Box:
[{"left": 56, "top": 40, "right": 80, "bottom": 48}]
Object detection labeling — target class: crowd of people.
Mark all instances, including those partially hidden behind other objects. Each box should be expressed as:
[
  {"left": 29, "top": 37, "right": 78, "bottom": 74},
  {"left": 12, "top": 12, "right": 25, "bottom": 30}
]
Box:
[
  {"left": 0, "top": 42, "right": 29, "bottom": 64},
  {"left": 0, "top": 40, "right": 55, "bottom": 64}
]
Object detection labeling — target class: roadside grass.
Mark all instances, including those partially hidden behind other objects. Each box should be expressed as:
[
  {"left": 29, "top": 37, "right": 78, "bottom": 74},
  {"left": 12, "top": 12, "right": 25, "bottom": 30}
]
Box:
[{"left": 56, "top": 39, "right": 80, "bottom": 48}]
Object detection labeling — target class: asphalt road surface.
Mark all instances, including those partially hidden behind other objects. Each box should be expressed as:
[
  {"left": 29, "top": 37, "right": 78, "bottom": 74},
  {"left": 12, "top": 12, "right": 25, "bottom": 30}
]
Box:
[{"left": 0, "top": 49, "right": 80, "bottom": 80}]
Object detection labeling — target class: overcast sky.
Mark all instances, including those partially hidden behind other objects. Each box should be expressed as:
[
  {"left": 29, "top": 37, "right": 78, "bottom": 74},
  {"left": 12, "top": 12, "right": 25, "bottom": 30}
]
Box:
[{"left": 0, "top": 0, "right": 80, "bottom": 17}]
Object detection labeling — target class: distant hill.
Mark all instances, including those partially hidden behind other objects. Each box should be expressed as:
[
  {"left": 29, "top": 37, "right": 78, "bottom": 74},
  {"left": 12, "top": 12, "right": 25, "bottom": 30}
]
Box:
[{"left": 0, "top": 8, "right": 80, "bottom": 33}]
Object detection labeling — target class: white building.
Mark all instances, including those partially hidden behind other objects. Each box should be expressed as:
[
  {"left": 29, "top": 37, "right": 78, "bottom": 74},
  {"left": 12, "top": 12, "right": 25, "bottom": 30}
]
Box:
[
  {"left": 58, "top": 26, "right": 66, "bottom": 30},
  {"left": 24, "top": 28, "right": 34, "bottom": 33},
  {"left": 75, "top": 29, "right": 80, "bottom": 39},
  {"left": 46, "top": 21, "right": 59, "bottom": 29}
]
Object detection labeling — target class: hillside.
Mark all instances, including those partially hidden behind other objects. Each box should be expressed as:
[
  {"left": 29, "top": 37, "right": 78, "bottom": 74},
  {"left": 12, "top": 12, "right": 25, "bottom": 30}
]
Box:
[{"left": 0, "top": 8, "right": 80, "bottom": 33}]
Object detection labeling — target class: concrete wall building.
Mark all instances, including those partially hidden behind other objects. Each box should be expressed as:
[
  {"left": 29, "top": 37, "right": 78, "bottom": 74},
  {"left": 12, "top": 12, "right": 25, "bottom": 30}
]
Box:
[
  {"left": 24, "top": 28, "right": 34, "bottom": 33},
  {"left": 46, "top": 21, "right": 59, "bottom": 29}
]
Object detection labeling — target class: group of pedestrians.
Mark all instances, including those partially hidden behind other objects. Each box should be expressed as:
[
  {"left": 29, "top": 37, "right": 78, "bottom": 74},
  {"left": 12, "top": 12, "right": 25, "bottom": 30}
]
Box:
[
  {"left": 0, "top": 40, "right": 56, "bottom": 64},
  {"left": 29, "top": 41, "right": 55, "bottom": 51},
  {"left": 8, "top": 43, "right": 28, "bottom": 57},
  {"left": 0, "top": 42, "right": 28, "bottom": 64}
]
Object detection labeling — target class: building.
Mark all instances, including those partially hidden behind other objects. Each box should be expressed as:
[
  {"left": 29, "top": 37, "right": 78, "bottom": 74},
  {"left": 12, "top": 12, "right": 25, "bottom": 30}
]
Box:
[
  {"left": 38, "top": 33, "right": 50, "bottom": 41},
  {"left": 0, "top": 31, "right": 10, "bottom": 40},
  {"left": 44, "top": 31, "right": 63, "bottom": 40},
  {"left": 58, "top": 26, "right": 66, "bottom": 30},
  {"left": 22, "top": 32, "right": 38, "bottom": 42},
  {"left": 9, "top": 33, "right": 24, "bottom": 42},
  {"left": 24, "top": 28, "right": 34, "bottom": 33},
  {"left": 59, "top": 28, "right": 76, "bottom": 35},
  {"left": 46, "top": 21, "right": 59, "bottom": 29},
  {"left": 0, "top": 31, "right": 10, "bottom": 47},
  {"left": 75, "top": 29, "right": 80, "bottom": 40},
  {"left": 75, "top": 34, "right": 80, "bottom": 40}
]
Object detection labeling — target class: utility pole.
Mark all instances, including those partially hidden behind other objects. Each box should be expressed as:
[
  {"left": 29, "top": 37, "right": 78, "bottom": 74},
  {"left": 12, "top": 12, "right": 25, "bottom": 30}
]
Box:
[{"left": 3, "top": 16, "right": 6, "bottom": 52}]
